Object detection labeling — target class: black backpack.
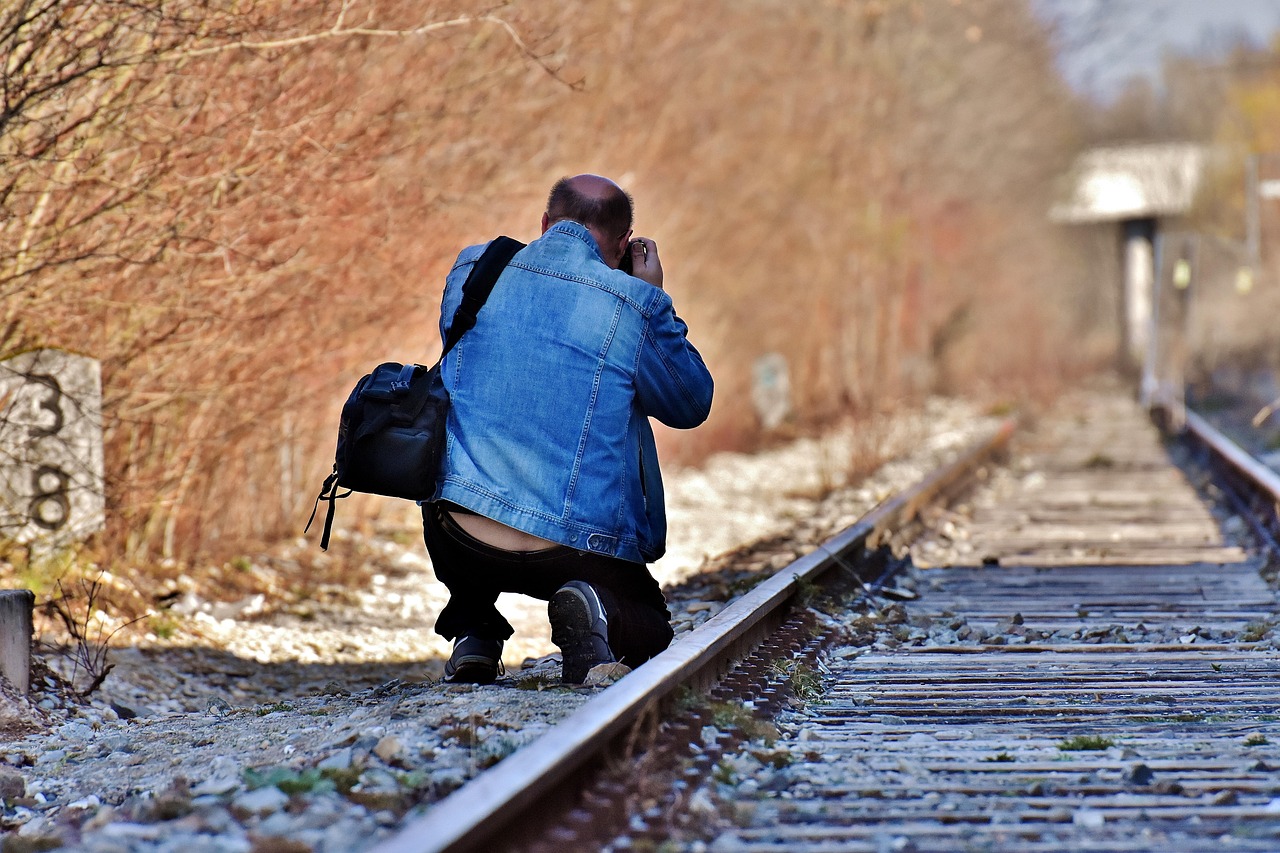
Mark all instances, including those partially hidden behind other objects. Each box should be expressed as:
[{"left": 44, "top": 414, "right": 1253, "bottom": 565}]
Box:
[{"left": 306, "top": 236, "right": 525, "bottom": 549}]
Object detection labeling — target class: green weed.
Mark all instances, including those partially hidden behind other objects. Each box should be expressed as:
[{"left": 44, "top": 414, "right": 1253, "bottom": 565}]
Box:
[
  {"left": 672, "top": 685, "right": 705, "bottom": 712},
  {"left": 709, "top": 701, "right": 778, "bottom": 745},
  {"left": 769, "top": 658, "right": 825, "bottom": 703},
  {"left": 1132, "top": 713, "right": 1205, "bottom": 724},
  {"left": 1083, "top": 453, "right": 1115, "bottom": 469},
  {"left": 514, "top": 673, "right": 561, "bottom": 691},
  {"left": 1242, "top": 622, "right": 1274, "bottom": 643},
  {"left": 244, "top": 766, "right": 334, "bottom": 795},
  {"left": 1058, "top": 735, "right": 1114, "bottom": 752}
]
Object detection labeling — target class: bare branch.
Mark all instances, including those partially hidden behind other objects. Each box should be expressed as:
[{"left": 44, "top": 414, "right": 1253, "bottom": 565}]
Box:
[{"left": 172, "top": 13, "right": 582, "bottom": 90}]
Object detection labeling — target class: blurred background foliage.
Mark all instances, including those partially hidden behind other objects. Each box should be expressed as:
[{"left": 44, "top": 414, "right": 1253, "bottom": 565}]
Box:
[{"left": 1, "top": 0, "right": 1274, "bottom": 575}]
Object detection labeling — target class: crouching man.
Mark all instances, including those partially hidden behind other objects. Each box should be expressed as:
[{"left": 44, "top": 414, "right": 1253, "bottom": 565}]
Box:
[{"left": 422, "top": 174, "right": 714, "bottom": 684}]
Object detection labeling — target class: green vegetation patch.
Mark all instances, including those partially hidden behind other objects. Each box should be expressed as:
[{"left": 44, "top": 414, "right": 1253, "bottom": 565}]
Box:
[
  {"left": 244, "top": 766, "right": 334, "bottom": 795},
  {"left": 769, "top": 658, "right": 825, "bottom": 703},
  {"left": 709, "top": 700, "right": 779, "bottom": 745},
  {"left": 1058, "top": 735, "right": 1114, "bottom": 752}
]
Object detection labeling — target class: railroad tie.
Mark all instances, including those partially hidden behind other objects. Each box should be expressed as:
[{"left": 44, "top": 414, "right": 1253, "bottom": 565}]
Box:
[{"left": 711, "top": 388, "right": 1280, "bottom": 853}]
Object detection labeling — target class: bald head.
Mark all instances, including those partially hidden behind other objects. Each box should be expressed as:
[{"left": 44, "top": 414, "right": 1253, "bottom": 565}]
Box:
[{"left": 545, "top": 174, "right": 634, "bottom": 241}]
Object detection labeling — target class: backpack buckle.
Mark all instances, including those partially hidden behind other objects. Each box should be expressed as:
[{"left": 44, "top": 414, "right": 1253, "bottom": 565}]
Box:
[{"left": 389, "top": 363, "right": 419, "bottom": 395}]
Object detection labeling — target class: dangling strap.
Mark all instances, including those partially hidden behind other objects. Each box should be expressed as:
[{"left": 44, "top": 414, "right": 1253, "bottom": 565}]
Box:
[{"left": 305, "top": 467, "right": 352, "bottom": 551}]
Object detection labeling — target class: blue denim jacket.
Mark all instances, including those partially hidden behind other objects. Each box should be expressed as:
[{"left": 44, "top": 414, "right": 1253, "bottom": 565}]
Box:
[{"left": 431, "top": 221, "right": 714, "bottom": 563}]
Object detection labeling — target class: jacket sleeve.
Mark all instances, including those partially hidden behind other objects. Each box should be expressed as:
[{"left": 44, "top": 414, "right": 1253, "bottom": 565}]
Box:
[{"left": 635, "top": 295, "right": 714, "bottom": 429}]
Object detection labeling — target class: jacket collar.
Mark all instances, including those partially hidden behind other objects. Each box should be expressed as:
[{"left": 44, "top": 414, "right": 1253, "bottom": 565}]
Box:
[{"left": 544, "top": 220, "right": 605, "bottom": 263}]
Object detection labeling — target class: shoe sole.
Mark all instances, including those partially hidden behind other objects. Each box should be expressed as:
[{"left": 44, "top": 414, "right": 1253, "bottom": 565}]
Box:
[
  {"left": 443, "top": 656, "right": 499, "bottom": 685},
  {"left": 549, "top": 587, "right": 605, "bottom": 684}
]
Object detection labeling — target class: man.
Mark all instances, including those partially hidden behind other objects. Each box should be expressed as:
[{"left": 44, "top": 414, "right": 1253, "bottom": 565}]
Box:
[{"left": 422, "top": 174, "right": 714, "bottom": 684}]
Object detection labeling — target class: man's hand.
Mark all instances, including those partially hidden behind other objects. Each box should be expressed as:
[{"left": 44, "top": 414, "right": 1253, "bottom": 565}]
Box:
[{"left": 629, "top": 237, "right": 663, "bottom": 289}]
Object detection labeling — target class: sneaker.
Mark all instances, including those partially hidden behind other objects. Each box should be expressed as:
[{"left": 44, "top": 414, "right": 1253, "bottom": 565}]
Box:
[
  {"left": 548, "top": 581, "right": 616, "bottom": 684},
  {"left": 443, "top": 636, "right": 504, "bottom": 684}
]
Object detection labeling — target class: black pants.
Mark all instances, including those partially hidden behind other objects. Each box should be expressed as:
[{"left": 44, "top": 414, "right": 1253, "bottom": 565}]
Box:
[{"left": 421, "top": 503, "right": 674, "bottom": 667}]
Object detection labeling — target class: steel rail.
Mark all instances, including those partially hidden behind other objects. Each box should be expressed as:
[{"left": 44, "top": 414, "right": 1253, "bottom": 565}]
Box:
[
  {"left": 1184, "top": 409, "right": 1280, "bottom": 552},
  {"left": 1184, "top": 409, "right": 1280, "bottom": 500},
  {"left": 369, "top": 419, "right": 1014, "bottom": 853}
]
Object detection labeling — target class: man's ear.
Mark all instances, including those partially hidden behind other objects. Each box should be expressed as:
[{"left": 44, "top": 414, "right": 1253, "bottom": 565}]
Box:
[{"left": 541, "top": 212, "right": 551, "bottom": 234}]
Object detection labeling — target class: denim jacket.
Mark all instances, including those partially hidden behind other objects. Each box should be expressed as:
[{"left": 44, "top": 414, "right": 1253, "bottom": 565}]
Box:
[{"left": 431, "top": 221, "right": 714, "bottom": 563}]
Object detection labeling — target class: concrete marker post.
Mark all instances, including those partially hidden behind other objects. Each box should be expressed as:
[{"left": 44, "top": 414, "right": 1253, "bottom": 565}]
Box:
[{"left": 0, "top": 590, "right": 34, "bottom": 695}]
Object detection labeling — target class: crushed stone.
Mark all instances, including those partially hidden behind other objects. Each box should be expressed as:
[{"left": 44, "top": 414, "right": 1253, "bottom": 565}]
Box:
[{"left": 2, "top": 397, "right": 1000, "bottom": 851}]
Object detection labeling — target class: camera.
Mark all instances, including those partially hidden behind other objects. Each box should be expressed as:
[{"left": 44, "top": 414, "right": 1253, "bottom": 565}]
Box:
[{"left": 619, "top": 239, "right": 646, "bottom": 275}]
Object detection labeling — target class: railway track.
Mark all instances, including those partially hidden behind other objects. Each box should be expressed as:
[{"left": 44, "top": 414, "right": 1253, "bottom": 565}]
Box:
[{"left": 373, "top": 387, "right": 1280, "bottom": 853}]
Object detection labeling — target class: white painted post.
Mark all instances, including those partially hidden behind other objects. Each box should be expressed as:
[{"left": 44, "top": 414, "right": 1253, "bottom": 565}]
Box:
[
  {"left": 0, "top": 349, "right": 105, "bottom": 549},
  {"left": 1124, "top": 221, "right": 1155, "bottom": 373},
  {"left": 751, "top": 353, "right": 792, "bottom": 431}
]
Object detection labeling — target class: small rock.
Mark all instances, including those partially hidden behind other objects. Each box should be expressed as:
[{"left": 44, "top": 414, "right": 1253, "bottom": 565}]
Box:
[
  {"left": 252, "top": 830, "right": 313, "bottom": 852},
  {"left": 374, "top": 735, "right": 406, "bottom": 765},
  {"left": 60, "top": 722, "right": 94, "bottom": 742},
  {"left": 109, "top": 699, "right": 153, "bottom": 720},
  {"left": 583, "top": 662, "right": 632, "bottom": 687},
  {"left": 430, "top": 767, "right": 466, "bottom": 793},
  {"left": 346, "top": 788, "right": 405, "bottom": 812},
  {"left": 1073, "top": 809, "right": 1105, "bottom": 828},
  {"left": 65, "top": 794, "right": 102, "bottom": 811},
  {"left": 1128, "top": 763, "right": 1155, "bottom": 786},
  {"left": 146, "top": 788, "right": 194, "bottom": 822},
  {"left": 232, "top": 785, "right": 289, "bottom": 816},
  {"left": 192, "top": 756, "right": 243, "bottom": 796},
  {"left": 36, "top": 750, "right": 65, "bottom": 766},
  {"left": 317, "top": 748, "right": 354, "bottom": 772},
  {"left": 98, "top": 822, "right": 165, "bottom": 842},
  {"left": 0, "top": 766, "right": 24, "bottom": 800},
  {"left": 98, "top": 735, "right": 132, "bottom": 755}
]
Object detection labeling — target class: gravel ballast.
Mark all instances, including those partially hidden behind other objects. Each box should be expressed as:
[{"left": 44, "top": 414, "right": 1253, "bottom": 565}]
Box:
[{"left": 2, "top": 397, "right": 1001, "bottom": 852}]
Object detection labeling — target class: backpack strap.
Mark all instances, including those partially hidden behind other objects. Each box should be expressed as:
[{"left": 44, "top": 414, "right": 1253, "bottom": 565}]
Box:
[
  {"left": 305, "top": 467, "right": 353, "bottom": 551},
  {"left": 439, "top": 235, "right": 525, "bottom": 362}
]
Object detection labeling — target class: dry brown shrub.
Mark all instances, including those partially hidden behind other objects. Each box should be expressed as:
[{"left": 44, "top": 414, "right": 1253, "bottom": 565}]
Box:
[{"left": 3, "top": 0, "right": 1089, "bottom": 571}]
